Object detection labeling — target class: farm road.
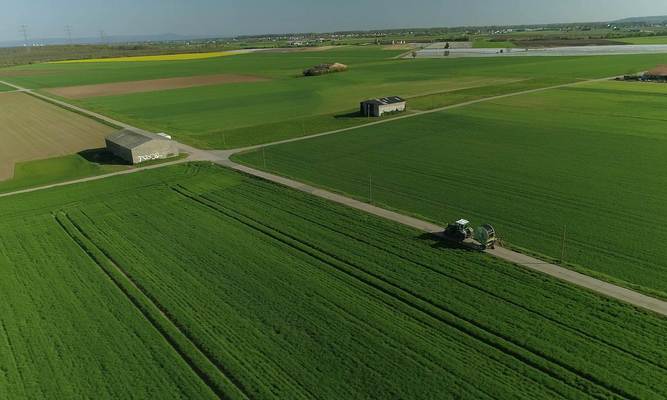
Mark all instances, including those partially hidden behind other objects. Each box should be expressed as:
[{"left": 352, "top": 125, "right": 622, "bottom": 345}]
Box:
[
  {"left": 2, "top": 77, "right": 667, "bottom": 317},
  {"left": 214, "top": 155, "right": 667, "bottom": 318}
]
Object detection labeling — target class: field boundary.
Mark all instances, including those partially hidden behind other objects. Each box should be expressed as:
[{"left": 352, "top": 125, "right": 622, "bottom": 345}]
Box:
[
  {"left": 2, "top": 77, "right": 667, "bottom": 318},
  {"left": 54, "top": 211, "right": 250, "bottom": 400},
  {"left": 218, "top": 75, "right": 622, "bottom": 158},
  {"left": 25, "top": 91, "right": 122, "bottom": 130},
  {"left": 46, "top": 74, "right": 270, "bottom": 99}
]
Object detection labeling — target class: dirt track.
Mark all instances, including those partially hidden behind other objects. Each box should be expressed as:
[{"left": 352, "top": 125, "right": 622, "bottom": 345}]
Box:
[
  {"left": 47, "top": 74, "right": 269, "bottom": 99},
  {"left": 3, "top": 77, "right": 667, "bottom": 317},
  {"left": 215, "top": 156, "right": 667, "bottom": 317}
]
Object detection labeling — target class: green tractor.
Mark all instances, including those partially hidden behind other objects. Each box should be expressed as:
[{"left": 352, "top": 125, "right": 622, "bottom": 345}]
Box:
[
  {"left": 442, "top": 219, "right": 474, "bottom": 243},
  {"left": 442, "top": 219, "right": 497, "bottom": 250}
]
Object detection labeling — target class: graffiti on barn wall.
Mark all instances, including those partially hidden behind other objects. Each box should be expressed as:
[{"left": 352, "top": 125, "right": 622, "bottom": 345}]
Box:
[{"left": 138, "top": 153, "right": 162, "bottom": 163}]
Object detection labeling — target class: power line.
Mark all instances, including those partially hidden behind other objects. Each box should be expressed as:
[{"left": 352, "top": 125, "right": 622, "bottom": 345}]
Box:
[
  {"left": 560, "top": 225, "right": 567, "bottom": 265},
  {"left": 19, "top": 25, "right": 29, "bottom": 46},
  {"left": 369, "top": 175, "right": 373, "bottom": 204},
  {"left": 65, "top": 25, "right": 73, "bottom": 44}
]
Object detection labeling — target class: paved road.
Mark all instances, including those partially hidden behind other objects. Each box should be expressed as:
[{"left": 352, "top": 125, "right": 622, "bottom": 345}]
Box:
[{"left": 2, "top": 78, "right": 667, "bottom": 317}]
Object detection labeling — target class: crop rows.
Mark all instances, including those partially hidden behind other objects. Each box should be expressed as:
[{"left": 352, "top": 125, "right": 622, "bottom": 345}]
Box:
[
  {"left": 0, "top": 163, "right": 660, "bottom": 399},
  {"left": 0, "top": 212, "right": 216, "bottom": 399},
  {"left": 235, "top": 80, "right": 667, "bottom": 298}
]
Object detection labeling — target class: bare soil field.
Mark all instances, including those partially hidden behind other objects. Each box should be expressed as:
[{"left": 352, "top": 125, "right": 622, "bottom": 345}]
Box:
[
  {"left": 647, "top": 65, "right": 667, "bottom": 75},
  {"left": 0, "top": 92, "right": 114, "bottom": 180},
  {"left": 46, "top": 74, "right": 269, "bottom": 99}
]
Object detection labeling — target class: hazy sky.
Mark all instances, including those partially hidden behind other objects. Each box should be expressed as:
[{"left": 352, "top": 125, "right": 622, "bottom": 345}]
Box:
[{"left": 1, "top": 0, "right": 667, "bottom": 41}]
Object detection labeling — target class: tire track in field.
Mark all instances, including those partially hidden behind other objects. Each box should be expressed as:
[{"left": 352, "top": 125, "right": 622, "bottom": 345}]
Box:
[
  {"left": 0, "top": 321, "right": 28, "bottom": 399},
  {"left": 3, "top": 77, "right": 667, "bottom": 318},
  {"left": 53, "top": 211, "right": 251, "bottom": 400},
  {"left": 225, "top": 185, "right": 667, "bottom": 375},
  {"left": 170, "top": 184, "right": 634, "bottom": 400},
  {"left": 200, "top": 191, "right": 647, "bottom": 400}
]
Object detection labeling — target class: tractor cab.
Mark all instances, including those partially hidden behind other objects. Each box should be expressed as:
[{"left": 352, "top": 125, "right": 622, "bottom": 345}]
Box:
[{"left": 443, "top": 219, "right": 474, "bottom": 243}]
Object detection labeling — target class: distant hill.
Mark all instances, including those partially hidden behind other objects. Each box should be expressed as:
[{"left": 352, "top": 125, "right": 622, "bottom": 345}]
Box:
[{"left": 614, "top": 16, "right": 667, "bottom": 24}]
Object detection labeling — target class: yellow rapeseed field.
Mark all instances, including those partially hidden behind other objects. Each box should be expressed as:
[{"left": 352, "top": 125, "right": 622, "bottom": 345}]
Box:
[{"left": 50, "top": 50, "right": 250, "bottom": 64}]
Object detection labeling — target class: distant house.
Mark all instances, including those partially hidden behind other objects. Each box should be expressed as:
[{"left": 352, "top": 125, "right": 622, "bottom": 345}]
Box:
[
  {"left": 360, "top": 96, "right": 407, "bottom": 117},
  {"left": 105, "top": 129, "right": 179, "bottom": 165},
  {"left": 643, "top": 66, "right": 667, "bottom": 82}
]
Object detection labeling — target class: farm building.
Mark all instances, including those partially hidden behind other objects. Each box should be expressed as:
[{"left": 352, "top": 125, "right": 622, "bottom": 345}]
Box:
[
  {"left": 105, "top": 129, "right": 179, "bottom": 165},
  {"left": 360, "top": 96, "right": 406, "bottom": 117},
  {"left": 643, "top": 66, "right": 667, "bottom": 82}
]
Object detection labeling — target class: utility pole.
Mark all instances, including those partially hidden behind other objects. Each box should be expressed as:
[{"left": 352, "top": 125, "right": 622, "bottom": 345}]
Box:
[
  {"left": 65, "top": 25, "right": 73, "bottom": 45},
  {"left": 560, "top": 225, "right": 567, "bottom": 265},
  {"left": 369, "top": 175, "right": 373, "bottom": 204},
  {"left": 20, "top": 25, "right": 29, "bottom": 47},
  {"left": 99, "top": 30, "right": 106, "bottom": 45}
]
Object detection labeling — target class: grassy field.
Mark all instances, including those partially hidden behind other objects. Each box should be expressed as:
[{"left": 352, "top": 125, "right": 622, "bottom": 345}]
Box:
[
  {"left": 0, "top": 196, "right": 219, "bottom": 398},
  {"left": 2, "top": 49, "right": 666, "bottom": 149},
  {"left": 235, "top": 79, "right": 667, "bottom": 298},
  {"left": 619, "top": 36, "right": 667, "bottom": 45},
  {"left": 1, "top": 162, "right": 666, "bottom": 399},
  {"left": 0, "top": 153, "right": 129, "bottom": 194},
  {"left": 0, "top": 83, "right": 12, "bottom": 92},
  {"left": 50, "top": 49, "right": 251, "bottom": 63}
]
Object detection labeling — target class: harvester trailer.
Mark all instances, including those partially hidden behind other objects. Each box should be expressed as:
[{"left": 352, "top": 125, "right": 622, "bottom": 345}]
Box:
[{"left": 441, "top": 219, "right": 497, "bottom": 250}]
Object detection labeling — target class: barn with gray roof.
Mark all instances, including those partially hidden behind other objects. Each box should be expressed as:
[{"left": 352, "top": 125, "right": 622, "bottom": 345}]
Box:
[
  {"left": 360, "top": 96, "right": 406, "bottom": 117},
  {"left": 105, "top": 129, "right": 179, "bottom": 165}
]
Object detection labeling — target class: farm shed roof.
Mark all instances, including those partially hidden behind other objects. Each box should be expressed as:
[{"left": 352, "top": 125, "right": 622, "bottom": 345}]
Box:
[
  {"left": 361, "top": 96, "right": 406, "bottom": 106},
  {"left": 106, "top": 129, "right": 166, "bottom": 149},
  {"left": 645, "top": 65, "right": 667, "bottom": 77}
]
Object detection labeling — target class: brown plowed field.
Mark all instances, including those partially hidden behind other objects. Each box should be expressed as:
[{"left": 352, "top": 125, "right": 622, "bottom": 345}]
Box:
[
  {"left": 46, "top": 74, "right": 268, "bottom": 99},
  {"left": 0, "top": 92, "right": 114, "bottom": 180}
]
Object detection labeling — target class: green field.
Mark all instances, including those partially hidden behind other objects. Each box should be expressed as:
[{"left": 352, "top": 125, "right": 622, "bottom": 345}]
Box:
[
  {"left": 0, "top": 153, "right": 127, "bottom": 194},
  {"left": 1, "top": 162, "right": 666, "bottom": 399},
  {"left": 236, "top": 79, "right": 667, "bottom": 298},
  {"left": 0, "top": 193, "right": 219, "bottom": 398},
  {"left": 0, "top": 151, "right": 189, "bottom": 195},
  {"left": 2, "top": 49, "right": 666, "bottom": 149},
  {"left": 619, "top": 36, "right": 667, "bottom": 44},
  {"left": 0, "top": 83, "right": 13, "bottom": 92}
]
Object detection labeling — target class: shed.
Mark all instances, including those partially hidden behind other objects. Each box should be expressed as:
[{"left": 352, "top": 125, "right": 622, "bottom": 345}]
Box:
[
  {"left": 360, "top": 96, "right": 406, "bottom": 117},
  {"left": 105, "top": 129, "right": 179, "bottom": 165}
]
